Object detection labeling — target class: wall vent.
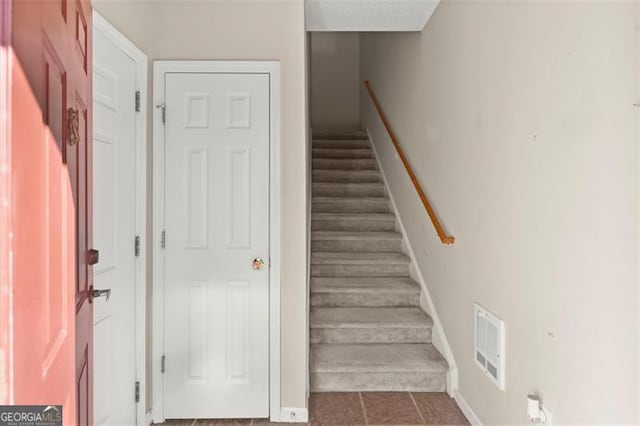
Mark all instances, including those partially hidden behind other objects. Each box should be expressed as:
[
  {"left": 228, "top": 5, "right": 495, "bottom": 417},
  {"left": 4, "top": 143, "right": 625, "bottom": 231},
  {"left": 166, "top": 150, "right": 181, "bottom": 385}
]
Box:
[{"left": 474, "top": 303, "right": 505, "bottom": 390}]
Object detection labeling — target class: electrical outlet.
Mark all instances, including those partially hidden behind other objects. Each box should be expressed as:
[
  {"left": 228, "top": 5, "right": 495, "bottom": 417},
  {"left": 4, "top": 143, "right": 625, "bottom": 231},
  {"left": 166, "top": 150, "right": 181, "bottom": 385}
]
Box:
[{"left": 279, "top": 407, "right": 308, "bottom": 423}]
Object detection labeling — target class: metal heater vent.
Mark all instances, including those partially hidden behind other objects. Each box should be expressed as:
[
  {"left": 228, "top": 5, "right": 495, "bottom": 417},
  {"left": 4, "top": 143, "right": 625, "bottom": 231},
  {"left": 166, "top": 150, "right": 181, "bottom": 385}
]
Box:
[{"left": 475, "top": 303, "right": 505, "bottom": 390}]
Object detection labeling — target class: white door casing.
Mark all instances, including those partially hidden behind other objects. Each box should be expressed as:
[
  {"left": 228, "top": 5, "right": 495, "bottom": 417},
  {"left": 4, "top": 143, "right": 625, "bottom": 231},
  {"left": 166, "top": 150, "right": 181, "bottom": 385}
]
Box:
[
  {"left": 153, "top": 62, "right": 281, "bottom": 422},
  {"left": 93, "top": 12, "right": 147, "bottom": 426}
]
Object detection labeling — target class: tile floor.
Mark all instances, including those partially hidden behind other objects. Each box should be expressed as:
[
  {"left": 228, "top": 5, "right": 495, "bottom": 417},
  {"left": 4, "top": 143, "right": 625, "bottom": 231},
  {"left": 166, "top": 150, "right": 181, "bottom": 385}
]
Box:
[{"left": 162, "top": 392, "right": 470, "bottom": 426}]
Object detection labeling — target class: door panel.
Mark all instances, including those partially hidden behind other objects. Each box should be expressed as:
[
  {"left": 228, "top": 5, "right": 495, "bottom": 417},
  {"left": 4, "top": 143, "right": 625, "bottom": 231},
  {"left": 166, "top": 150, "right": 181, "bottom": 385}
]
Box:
[
  {"left": 6, "top": 0, "right": 93, "bottom": 423},
  {"left": 92, "top": 23, "right": 138, "bottom": 426},
  {"left": 163, "top": 73, "right": 270, "bottom": 419}
]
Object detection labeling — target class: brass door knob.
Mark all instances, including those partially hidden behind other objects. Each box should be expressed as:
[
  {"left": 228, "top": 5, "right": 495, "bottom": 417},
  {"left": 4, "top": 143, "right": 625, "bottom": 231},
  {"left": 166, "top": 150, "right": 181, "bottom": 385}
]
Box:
[{"left": 252, "top": 257, "right": 265, "bottom": 270}]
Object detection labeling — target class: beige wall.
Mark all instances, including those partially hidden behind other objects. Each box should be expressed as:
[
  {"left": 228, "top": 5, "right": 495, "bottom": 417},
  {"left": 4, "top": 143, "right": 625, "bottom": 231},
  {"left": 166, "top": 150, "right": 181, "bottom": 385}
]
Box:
[
  {"left": 310, "top": 32, "right": 360, "bottom": 131},
  {"left": 92, "top": 0, "right": 152, "bottom": 53},
  {"left": 360, "top": 1, "right": 639, "bottom": 423},
  {"left": 94, "top": 0, "right": 309, "bottom": 412}
]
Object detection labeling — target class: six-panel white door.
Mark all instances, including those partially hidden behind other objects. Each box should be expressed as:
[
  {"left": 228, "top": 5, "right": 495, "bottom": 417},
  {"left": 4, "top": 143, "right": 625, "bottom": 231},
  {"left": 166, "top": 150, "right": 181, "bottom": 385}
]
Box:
[
  {"left": 93, "top": 22, "right": 139, "bottom": 426},
  {"left": 163, "top": 73, "right": 270, "bottom": 419}
]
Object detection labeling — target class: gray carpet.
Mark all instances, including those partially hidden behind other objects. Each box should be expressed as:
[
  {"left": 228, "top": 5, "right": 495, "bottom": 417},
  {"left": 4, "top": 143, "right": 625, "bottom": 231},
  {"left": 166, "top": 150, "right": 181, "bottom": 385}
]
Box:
[{"left": 309, "top": 132, "right": 448, "bottom": 392}]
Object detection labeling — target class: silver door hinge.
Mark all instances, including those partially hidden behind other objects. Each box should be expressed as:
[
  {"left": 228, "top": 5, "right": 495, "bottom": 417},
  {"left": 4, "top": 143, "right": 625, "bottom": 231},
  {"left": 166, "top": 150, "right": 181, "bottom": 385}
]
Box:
[
  {"left": 160, "top": 230, "right": 166, "bottom": 249},
  {"left": 135, "top": 91, "right": 141, "bottom": 112},
  {"left": 135, "top": 381, "right": 140, "bottom": 403},
  {"left": 134, "top": 235, "right": 141, "bottom": 257},
  {"left": 156, "top": 103, "right": 166, "bottom": 124},
  {"left": 160, "top": 355, "right": 166, "bottom": 373}
]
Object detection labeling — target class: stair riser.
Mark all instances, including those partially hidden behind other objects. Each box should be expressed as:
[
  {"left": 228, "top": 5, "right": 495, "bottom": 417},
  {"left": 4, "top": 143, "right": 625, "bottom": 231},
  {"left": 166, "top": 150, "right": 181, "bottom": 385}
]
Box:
[
  {"left": 310, "top": 292, "right": 419, "bottom": 307},
  {"left": 310, "top": 372, "right": 446, "bottom": 393},
  {"left": 311, "top": 264, "right": 409, "bottom": 277},
  {"left": 313, "top": 133, "right": 367, "bottom": 140},
  {"left": 313, "top": 185, "right": 386, "bottom": 198},
  {"left": 313, "top": 201, "right": 391, "bottom": 214},
  {"left": 312, "top": 219, "right": 396, "bottom": 232},
  {"left": 313, "top": 141, "right": 370, "bottom": 149},
  {"left": 313, "top": 171, "right": 382, "bottom": 183},
  {"left": 313, "top": 149, "right": 374, "bottom": 159},
  {"left": 311, "top": 328, "right": 431, "bottom": 344},
  {"left": 313, "top": 159, "right": 378, "bottom": 170},
  {"left": 311, "top": 239, "right": 402, "bottom": 252}
]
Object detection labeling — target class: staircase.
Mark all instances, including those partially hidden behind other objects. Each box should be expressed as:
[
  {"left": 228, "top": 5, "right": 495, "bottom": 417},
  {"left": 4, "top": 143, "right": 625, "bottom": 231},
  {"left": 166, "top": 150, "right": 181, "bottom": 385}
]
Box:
[{"left": 309, "top": 131, "right": 448, "bottom": 392}]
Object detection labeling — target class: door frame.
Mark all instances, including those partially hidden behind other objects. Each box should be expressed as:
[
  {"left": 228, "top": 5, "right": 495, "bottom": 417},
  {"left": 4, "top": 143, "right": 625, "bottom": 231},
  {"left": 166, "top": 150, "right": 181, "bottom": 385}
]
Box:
[
  {"left": 152, "top": 60, "right": 281, "bottom": 423},
  {"left": 0, "top": 0, "right": 12, "bottom": 406},
  {"left": 93, "top": 12, "right": 148, "bottom": 426}
]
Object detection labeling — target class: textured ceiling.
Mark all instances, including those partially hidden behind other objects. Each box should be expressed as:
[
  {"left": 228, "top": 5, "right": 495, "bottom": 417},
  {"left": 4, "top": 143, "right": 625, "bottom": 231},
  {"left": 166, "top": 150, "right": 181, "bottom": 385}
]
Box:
[{"left": 305, "top": 0, "right": 440, "bottom": 32}]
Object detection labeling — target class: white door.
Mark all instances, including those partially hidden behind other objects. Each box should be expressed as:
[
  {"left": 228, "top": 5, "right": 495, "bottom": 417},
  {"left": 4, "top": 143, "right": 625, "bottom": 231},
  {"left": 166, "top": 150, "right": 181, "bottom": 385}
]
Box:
[
  {"left": 163, "top": 73, "right": 270, "bottom": 419},
  {"left": 93, "top": 22, "right": 139, "bottom": 426}
]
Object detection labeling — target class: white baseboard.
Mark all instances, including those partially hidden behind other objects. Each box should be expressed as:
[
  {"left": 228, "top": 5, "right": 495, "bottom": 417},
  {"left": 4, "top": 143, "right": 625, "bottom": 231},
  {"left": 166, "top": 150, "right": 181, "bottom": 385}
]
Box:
[
  {"left": 147, "top": 405, "right": 306, "bottom": 423},
  {"left": 454, "top": 391, "right": 482, "bottom": 426},
  {"left": 278, "top": 407, "right": 309, "bottom": 423},
  {"left": 365, "top": 127, "right": 459, "bottom": 395},
  {"left": 446, "top": 367, "right": 459, "bottom": 397}
]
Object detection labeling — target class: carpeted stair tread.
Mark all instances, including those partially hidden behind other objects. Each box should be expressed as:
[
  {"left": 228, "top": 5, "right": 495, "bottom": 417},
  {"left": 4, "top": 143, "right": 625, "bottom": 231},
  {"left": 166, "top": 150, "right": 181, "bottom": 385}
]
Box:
[
  {"left": 310, "top": 344, "right": 448, "bottom": 373},
  {"left": 313, "top": 130, "right": 368, "bottom": 140},
  {"left": 310, "top": 277, "right": 421, "bottom": 308},
  {"left": 310, "top": 307, "right": 433, "bottom": 328},
  {"left": 311, "top": 251, "right": 410, "bottom": 264},
  {"left": 312, "top": 231, "right": 402, "bottom": 241},
  {"left": 312, "top": 169, "right": 383, "bottom": 183},
  {"left": 312, "top": 197, "right": 391, "bottom": 214},
  {"left": 312, "top": 148, "right": 374, "bottom": 159},
  {"left": 311, "top": 277, "right": 420, "bottom": 293},
  {"left": 312, "top": 182, "right": 386, "bottom": 197},
  {"left": 313, "top": 158, "right": 378, "bottom": 170}
]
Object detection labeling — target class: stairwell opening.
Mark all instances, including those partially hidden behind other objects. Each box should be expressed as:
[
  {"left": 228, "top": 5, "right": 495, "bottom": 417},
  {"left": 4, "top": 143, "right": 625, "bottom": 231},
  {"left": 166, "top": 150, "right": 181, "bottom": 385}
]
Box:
[{"left": 308, "top": 31, "right": 449, "bottom": 394}]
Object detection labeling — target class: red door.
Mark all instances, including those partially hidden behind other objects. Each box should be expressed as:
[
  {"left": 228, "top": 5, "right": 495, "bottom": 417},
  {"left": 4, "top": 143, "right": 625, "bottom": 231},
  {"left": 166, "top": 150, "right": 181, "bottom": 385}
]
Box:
[{"left": 0, "top": 0, "right": 93, "bottom": 424}]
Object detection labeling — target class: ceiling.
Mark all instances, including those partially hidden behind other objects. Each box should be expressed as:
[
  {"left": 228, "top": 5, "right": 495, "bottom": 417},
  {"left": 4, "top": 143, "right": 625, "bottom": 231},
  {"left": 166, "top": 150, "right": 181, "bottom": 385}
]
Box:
[{"left": 305, "top": 0, "right": 440, "bottom": 32}]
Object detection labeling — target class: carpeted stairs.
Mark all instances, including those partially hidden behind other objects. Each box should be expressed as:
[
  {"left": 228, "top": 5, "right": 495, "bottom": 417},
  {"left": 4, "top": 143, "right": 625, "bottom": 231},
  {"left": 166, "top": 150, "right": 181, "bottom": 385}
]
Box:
[{"left": 309, "top": 131, "right": 448, "bottom": 392}]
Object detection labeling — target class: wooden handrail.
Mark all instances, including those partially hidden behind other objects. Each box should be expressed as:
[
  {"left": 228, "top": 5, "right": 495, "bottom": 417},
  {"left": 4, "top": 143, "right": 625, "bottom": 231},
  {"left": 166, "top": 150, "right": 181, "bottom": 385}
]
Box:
[{"left": 364, "top": 80, "right": 455, "bottom": 245}]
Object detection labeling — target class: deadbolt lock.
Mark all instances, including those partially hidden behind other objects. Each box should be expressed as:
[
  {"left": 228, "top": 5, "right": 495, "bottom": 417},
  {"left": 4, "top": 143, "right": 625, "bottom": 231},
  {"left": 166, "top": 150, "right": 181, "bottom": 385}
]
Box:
[{"left": 87, "top": 248, "right": 100, "bottom": 266}]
